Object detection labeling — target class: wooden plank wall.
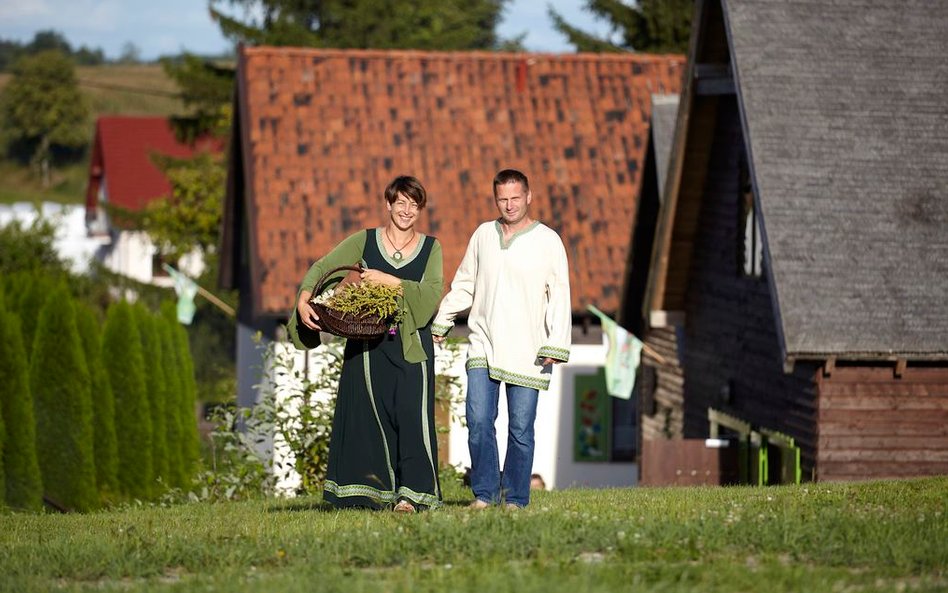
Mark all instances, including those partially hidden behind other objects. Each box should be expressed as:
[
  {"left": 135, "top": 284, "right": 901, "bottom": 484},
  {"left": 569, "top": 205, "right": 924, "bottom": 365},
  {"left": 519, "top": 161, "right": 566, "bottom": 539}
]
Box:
[
  {"left": 641, "top": 327, "right": 685, "bottom": 440},
  {"left": 817, "top": 366, "right": 948, "bottom": 480},
  {"left": 678, "top": 95, "right": 820, "bottom": 477}
]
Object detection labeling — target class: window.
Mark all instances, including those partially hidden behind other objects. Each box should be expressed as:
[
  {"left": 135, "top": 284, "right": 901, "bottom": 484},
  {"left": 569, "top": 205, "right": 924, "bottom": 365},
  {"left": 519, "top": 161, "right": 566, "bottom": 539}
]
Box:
[{"left": 738, "top": 155, "right": 763, "bottom": 278}]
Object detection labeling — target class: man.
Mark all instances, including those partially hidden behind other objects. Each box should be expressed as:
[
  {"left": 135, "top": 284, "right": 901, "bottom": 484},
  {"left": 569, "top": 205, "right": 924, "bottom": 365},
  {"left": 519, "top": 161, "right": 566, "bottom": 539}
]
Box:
[{"left": 433, "top": 169, "right": 571, "bottom": 509}]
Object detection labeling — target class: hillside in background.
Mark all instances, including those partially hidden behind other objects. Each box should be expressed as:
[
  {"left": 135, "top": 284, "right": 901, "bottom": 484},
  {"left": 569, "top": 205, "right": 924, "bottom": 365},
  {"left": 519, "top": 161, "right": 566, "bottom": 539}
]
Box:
[{"left": 0, "top": 63, "right": 188, "bottom": 205}]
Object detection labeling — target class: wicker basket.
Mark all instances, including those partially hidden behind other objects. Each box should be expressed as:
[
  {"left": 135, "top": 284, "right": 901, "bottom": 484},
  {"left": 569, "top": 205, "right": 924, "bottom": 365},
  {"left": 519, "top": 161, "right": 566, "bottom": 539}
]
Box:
[{"left": 309, "top": 265, "right": 390, "bottom": 340}]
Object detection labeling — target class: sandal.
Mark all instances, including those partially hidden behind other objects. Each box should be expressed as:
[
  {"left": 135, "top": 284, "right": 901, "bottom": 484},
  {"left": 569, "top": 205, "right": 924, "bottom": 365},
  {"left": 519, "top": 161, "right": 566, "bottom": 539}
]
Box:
[{"left": 393, "top": 500, "right": 416, "bottom": 513}]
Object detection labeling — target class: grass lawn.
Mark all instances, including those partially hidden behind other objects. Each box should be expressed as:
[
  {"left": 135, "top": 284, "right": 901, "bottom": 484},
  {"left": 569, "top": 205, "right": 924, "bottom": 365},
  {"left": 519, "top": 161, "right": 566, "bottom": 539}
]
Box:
[{"left": 0, "top": 476, "right": 945, "bottom": 593}]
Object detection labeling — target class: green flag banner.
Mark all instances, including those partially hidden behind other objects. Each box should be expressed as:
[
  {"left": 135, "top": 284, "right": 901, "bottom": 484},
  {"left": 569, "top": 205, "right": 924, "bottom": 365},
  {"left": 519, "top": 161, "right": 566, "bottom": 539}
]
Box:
[
  {"left": 162, "top": 263, "right": 198, "bottom": 324},
  {"left": 587, "top": 305, "right": 642, "bottom": 400}
]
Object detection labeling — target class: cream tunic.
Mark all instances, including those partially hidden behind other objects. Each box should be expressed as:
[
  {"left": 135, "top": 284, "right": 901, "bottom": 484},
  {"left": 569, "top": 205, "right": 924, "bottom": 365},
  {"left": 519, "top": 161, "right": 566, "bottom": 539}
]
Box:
[{"left": 433, "top": 220, "right": 571, "bottom": 390}]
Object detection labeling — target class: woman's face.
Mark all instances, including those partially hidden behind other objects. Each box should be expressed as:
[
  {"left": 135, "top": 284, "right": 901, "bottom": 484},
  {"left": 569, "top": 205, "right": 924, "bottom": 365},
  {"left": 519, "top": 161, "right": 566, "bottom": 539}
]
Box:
[{"left": 387, "top": 192, "right": 421, "bottom": 230}]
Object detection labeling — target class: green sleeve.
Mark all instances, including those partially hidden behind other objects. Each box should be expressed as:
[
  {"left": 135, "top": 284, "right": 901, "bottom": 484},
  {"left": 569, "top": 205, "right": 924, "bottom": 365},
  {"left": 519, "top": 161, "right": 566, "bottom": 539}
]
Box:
[
  {"left": 398, "top": 239, "right": 444, "bottom": 363},
  {"left": 286, "top": 230, "right": 367, "bottom": 350}
]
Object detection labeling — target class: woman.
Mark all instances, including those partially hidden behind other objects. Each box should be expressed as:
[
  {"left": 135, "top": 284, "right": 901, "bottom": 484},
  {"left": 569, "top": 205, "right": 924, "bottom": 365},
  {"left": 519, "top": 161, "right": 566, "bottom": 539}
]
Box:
[{"left": 287, "top": 175, "right": 444, "bottom": 512}]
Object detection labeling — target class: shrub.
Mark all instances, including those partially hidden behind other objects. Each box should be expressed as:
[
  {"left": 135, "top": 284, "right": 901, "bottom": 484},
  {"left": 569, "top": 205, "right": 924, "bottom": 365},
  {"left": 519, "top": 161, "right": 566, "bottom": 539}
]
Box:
[
  {"left": 172, "top": 323, "right": 201, "bottom": 482},
  {"left": 135, "top": 305, "right": 169, "bottom": 486},
  {"left": 30, "top": 284, "right": 97, "bottom": 511},
  {"left": 102, "top": 301, "right": 152, "bottom": 499},
  {"left": 0, "top": 302, "right": 43, "bottom": 510},
  {"left": 75, "top": 302, "right": 119, "bottom": 497},
  {"left": 158, "top": 314, "right": 184, "bottom": 488}
]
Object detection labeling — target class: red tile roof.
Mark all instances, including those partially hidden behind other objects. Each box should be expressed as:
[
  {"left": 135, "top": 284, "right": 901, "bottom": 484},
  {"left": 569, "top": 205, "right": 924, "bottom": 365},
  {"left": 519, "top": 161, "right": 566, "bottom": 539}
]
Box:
[
  {"left": 226, "top": 46, "right": 683, "bottom": 319},
  {"left": 85, "top": 116, "right": 222, "bottom": 217}
]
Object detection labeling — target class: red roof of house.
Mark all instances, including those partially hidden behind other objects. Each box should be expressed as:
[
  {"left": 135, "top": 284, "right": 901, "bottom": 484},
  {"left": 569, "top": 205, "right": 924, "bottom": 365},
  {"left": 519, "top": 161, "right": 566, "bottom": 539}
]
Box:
[
  {"left": 85, "top": 116, "right": 223, "bottom": 217},
  {"left": 223, "top": 46, "right": 684, "bottom": 319}
]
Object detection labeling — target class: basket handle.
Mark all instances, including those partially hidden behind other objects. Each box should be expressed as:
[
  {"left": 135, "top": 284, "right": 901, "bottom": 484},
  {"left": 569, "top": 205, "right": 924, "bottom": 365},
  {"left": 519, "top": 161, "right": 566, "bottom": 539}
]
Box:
[{"left": 314, "top": 264, "right": 364, "bottom": 295}]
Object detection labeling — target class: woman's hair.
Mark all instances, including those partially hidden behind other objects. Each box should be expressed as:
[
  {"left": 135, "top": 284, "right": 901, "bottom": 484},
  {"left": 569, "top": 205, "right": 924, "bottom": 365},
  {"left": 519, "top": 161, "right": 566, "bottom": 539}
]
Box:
[{"left": 384, "top": 175, "right": 427, "bottom": 208}]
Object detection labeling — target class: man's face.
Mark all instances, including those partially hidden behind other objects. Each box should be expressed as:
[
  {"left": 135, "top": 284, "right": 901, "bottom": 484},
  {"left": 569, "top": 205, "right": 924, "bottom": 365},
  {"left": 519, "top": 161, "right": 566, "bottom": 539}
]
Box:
[{"left": 494, "top": 181, "right": 532, "bottom": 225}]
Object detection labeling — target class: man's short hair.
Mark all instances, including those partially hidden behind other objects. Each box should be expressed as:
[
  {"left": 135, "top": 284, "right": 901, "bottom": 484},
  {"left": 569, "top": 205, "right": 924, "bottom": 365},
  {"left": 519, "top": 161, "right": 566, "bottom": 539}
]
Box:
[
  {"left": 384, "top": 175, "right": 427, "bottom": 208},
  {"left": 493, "top": 169, "right": 529, "bottom": 196}
]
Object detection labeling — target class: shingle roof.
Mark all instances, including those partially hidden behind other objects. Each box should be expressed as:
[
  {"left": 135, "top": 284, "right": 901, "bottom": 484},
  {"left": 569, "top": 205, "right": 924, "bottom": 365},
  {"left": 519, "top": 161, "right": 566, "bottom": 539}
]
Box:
[
  {"left": 85, "top": 116, "right": 222, "bottom": 217},
  {"left": 726, "top": 0, "right": 948, "bottom": 357},
  {"left": 225, "top": 46, "right": 684, "bottom": 319}
]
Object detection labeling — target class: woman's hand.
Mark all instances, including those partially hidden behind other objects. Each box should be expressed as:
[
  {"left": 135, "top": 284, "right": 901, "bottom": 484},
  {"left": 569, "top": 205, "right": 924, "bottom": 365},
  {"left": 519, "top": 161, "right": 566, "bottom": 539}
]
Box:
[
  {"left": 297, "top": 290, "right": 322, "bottom": 331},
  {"left": 360, "top": 268, "right": 402, "bottom": 288}
]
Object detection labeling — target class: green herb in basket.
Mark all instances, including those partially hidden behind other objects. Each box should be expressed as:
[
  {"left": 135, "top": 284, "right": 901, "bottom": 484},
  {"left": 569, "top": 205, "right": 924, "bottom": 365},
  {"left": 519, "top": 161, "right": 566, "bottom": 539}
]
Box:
[{"left": 312, "top": 282, "right": 404, "bottom": 326}]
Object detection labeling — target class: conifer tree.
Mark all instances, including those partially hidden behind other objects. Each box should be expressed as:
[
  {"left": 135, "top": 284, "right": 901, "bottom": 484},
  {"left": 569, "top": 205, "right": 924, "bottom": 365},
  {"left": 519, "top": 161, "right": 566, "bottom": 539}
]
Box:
[
  {"left": 0, "top": 374, "right": 5, "bottom": 509},
  {"left": 158, "top": 312, "right": 185, "bottom": 487},
  {"left": 550, "top": 0, "right": 692, "bottom": 54},
  {"left": 75, "top": 302, "right": 119, "bottom": 496},
  {"left": 135, "top": 305, "right": 169, "bottom": 487},
  {"left": 173, "top": 322, "right": 201, "bottom": 482},
  {"left": 15, "top": 272, "right": 55, "bottom": 360},
  {"left": 102, "top": 301, "right": 153, "bottom": 499},
  {"left": 30, "top": 284, "right": 97, "bottom": 511},
  {"left": 0, "top": 300, "right": 43, "bottom": 510}
]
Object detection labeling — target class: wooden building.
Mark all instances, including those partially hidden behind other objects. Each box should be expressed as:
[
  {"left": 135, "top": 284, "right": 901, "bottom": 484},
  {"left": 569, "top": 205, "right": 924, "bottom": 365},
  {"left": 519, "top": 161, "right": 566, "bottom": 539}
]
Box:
[{"left": 634, "top": 0, "right": 948, "bottom": 481}]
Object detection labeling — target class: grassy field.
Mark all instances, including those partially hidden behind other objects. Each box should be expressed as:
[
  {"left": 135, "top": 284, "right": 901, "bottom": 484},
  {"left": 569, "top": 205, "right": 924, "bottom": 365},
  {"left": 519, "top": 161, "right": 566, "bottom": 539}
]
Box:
[
  {"left": 0, "top": 64, "right": 186, "bottom": 206},
  {"left": 1, "top": 476, "right": 945, "bottom": 593}
]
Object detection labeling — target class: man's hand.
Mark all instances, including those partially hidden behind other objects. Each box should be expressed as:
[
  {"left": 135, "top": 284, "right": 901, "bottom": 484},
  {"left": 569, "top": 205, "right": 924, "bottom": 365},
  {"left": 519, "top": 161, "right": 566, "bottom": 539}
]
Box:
[
  {"left": 433, "top": 335, "right": 446, "bottom": 344},
  {"left": 540, "top": 357, "right": 560, "bottom": 366},
  {"left": 297, "top": 290, "right": 322, "bottom": 331}
]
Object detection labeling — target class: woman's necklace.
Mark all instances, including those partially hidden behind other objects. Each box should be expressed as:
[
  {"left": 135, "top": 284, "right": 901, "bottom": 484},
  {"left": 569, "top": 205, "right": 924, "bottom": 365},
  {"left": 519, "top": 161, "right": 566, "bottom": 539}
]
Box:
[{"left": 386, "top": 227, "right": 415, "bottom": 261}]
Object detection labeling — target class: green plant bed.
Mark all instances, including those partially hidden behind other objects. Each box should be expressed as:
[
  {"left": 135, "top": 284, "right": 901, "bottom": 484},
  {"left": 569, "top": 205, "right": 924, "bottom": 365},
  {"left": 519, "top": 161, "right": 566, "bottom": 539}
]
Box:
[{"left": 0, "top": 477, "right": 945, "bottom": 592}]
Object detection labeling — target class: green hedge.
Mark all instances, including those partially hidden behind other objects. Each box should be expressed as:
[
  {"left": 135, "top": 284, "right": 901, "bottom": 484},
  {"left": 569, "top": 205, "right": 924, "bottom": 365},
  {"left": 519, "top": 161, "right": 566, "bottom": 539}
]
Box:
[
  {"left": 134, "top": 305, "right": 169, "bottom": 486},
  {"left": 0, "top": 298, "right": 43, "bottom": 511},
  {"left": 30, "top": 284, "right": 97, "bottom": 512},
  {"left": 75, "top": 302, "right": 119, "bottom": 497},
  {"left": 102, "top": 301, "right": 153, "bottom": 499},
  {"left": 158, "top": 315, "right": 185, "bottom": 488}
]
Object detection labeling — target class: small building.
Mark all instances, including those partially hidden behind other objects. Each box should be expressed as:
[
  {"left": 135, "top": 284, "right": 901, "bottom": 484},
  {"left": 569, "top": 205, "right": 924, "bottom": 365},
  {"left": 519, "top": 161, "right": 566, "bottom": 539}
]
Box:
[
  {"left": 218, "top": 46, "right": 684, "bottom": 487},
  {"left": 635, "top": 0, "right": 948, "bottom": 481},
  {"left": 85, "top": 116, "right": 221, "bottom": 285}
]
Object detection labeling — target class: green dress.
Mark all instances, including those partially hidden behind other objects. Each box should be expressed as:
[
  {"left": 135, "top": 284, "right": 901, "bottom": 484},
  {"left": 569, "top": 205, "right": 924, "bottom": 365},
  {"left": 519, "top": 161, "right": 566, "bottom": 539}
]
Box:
[{"left": 287, "top": 229, "right": 444, "bottom": 509}]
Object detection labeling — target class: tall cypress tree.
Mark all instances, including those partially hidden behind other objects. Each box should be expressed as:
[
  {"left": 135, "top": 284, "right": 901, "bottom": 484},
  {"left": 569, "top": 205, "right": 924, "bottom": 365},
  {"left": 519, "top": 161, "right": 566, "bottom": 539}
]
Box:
[
  {"left": 135, "top": 305, "right": 169, "bottom": 487},
  {"left": 173, "top": 323, "right": 201, "bottom": 483},
  {"left": 30, "top": 284, "right": 98, "bottom": 512},
  {"left": 75, "top": 302, "right": 119, "bottom": 496},
  {"left": 102, "top": 301, "right": 153, "bottom": 499},
  {"left": 158, "top": 312, "right": 185, "bottom": 487},
  {"left": 0, "top": 301, "right": 43, "bottom": 510},
  {"left": 16, "top": 273, "right": 55, "bottom": 360}
]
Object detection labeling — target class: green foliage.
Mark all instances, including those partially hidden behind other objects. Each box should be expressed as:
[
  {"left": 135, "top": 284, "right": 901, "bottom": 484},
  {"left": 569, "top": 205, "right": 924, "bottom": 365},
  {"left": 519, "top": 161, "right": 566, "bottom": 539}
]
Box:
[
  {"left": 161, "top": 54, "right": 234, "bottom": 142},
  {"left": 550, "top": 0, "right": 693, "bottom": 54},
  {"left": 0, "top": 218, "right": 67, "bottom": 276},
  {"left": 210, "top": 0, "right": 515, "bottom": 50},
  {"left": 75, "top": 302, "right": 119, "bottom": 497},
  {"left": 139, "top": 152, "right": 227, "bottom": 260},
  {"left": 180, "top": 339, "right": 341, "bottom": 502},
  {"left": 0, "top": 296, "right": 43, "bottom": 511},
  {"left": 29, "top": 284, "right": 98, "bottom": 512},
  {"left": 0, "top": 368, "right": 5, "bottom": 510},
  {"left": 157, "top": 311, "right": 185, "bottom": 488},
  {"left": 102, "top": 301, "right": 153, "bottom": 499},
  {"left": 0, "top": 50, "right": 89, "bottom": 183},
  {"left": 134, "top": 306, "right": 170, "bottom": 486},
  {"left": 0, "top": 30, "right": 105, "bottom": 72},
  {"left": 15, "top": 272, "right": 59, "bottom": 362},
  {"left": 172, "top": 322, "right": 201, "bottom": 482}
]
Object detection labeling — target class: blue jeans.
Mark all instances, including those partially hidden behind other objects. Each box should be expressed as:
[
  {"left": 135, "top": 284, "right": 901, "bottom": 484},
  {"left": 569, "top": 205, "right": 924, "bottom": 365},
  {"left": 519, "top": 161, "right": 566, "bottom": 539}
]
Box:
[{"left": 466, "top": 368, "right": 539, "bottom": 507}]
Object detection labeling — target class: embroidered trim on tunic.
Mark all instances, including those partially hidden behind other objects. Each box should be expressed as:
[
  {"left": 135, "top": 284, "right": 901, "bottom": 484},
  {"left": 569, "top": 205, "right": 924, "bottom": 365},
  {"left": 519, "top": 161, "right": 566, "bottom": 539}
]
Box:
[
  {"left": 419, "top": 361, "right": 440, "bottom": 500},
  {"left": 363, "top": 343, "right": 396, "bottom": 489},
  {"left": 431, "top": 323, "right": 452, "bottom": 336},
  {"left": 537, "top": 346, "right": 570, "bottom": 362},
  {"left": 465, "top": 357, "right": 550, "bottom": 390},
  {"left": 375, "top": 229, "right": 427, "bottom": 268},
  {"left": 397, "top": 486, "right": 442, "bottom": 509},
  {"left": 494, "top": 220, "right": 541, "bottom": 250},
  {"left": 324, "top": 480, "right": 395, "bottom": 503}
]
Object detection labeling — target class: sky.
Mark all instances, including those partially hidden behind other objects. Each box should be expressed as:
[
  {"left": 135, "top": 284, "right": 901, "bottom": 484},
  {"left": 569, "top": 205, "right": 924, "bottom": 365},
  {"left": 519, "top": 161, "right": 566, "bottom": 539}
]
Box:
[{"left": 0, "top": 1, "right": 615, "bottom": 61}]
